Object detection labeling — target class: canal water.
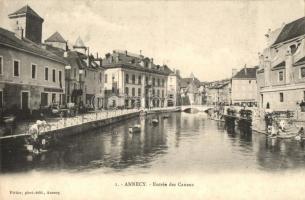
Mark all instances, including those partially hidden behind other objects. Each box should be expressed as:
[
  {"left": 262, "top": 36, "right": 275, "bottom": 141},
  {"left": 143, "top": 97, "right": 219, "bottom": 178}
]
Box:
[{"left": 1, "top": 112, "right": 305, "bottom": 174}]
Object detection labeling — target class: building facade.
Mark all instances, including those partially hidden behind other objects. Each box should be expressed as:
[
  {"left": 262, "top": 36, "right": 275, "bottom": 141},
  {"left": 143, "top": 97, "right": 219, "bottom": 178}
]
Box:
[
  {"left": 180, "top": 74, "right": 204, "bottom": 105},
  {"left": 103, "top": 50, "right": 170, "bottom": 109},
  {"left": 206, "top": 81, "right": 231, "bottom": 106},
  {"left": 0, "top": 6, "right": 66, "bottom": 117},
  {"left": 167, "top": 69, "right": 181, "bottom": 106},
  {"left": 231, "top": 67, "right": 258, "bottom": 106},
  {"left": 257, "top": 16, "right": 305, "bottom": 119},
  {"left": 45, "top": 34, "right": 104, "bottom": 110}
]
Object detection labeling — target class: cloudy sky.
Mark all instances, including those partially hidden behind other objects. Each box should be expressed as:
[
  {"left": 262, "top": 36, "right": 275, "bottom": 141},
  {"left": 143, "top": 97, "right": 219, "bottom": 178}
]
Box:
[{"left": 0, "top": 0, "right": 304, "bottom": 81}]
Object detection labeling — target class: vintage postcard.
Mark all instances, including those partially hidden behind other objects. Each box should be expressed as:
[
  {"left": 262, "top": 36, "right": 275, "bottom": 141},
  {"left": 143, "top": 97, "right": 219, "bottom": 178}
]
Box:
[{"left": 1, "top": 0, "right": 305, "bottom": 199}]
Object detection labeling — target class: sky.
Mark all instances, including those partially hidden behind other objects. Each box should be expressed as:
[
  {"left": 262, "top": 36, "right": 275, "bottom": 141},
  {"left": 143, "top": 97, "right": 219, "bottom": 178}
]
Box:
[{"left": 0, "top": 0, "right": 304, "bottom": 81}]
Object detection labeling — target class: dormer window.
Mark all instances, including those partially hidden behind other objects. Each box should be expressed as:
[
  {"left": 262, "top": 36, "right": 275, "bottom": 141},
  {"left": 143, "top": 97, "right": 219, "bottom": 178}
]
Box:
[{"left": 290, "top": 44, "right": 297, "bottom": 54}]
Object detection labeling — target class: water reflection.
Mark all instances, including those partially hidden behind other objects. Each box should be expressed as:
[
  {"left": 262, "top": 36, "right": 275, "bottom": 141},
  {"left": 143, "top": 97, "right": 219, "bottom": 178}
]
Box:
[{"left": 2, "top": 112, "right": 305, "bottom": 174}]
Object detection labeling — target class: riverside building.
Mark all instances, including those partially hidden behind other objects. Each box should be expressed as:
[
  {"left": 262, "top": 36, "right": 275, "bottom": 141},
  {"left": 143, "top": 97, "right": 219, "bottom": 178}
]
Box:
[
  {"left": 0, "top": 5, "right": 66, "bottom": 117},
  {"left": 257, "top": 16, "right": 305, "bottom": 119},
  {"left": 102, "top": 50, "right": 171, "bottom": 109},
  {"left": 45, "top": 33, "right": 104, "bottom": 110},
  {"left": 231, "top": 66, "right": 258, "bottom": 106}
]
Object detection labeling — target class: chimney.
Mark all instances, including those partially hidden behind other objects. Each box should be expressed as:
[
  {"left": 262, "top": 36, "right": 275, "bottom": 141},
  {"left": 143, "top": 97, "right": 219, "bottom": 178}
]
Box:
[
  {"left": 285, "top": 47, "right": 293, "bottom": 84},
  {"left": 96, "top": 52, "right": 99, "bottom": 59},
  {"left": 125, "top": 50, "right": 128, "bottom": 55}
]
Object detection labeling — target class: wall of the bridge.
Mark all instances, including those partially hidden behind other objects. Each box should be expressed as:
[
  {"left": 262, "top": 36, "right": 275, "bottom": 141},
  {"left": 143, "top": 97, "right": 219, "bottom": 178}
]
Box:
[{"left": 181, "top": 105, "right": 213, "bottom": 112}]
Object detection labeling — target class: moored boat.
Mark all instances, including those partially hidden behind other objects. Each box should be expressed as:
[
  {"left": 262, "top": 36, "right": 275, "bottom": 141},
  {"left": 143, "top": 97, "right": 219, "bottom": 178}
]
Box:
[
  {"left": 152, "top": 119, "right": 159, "bottom": 125},
  {"left": 162, "top": 115, "right": 170, "bottom": 119},
  {"left": 129, "top": 124, "right": 141, "bottom": 133}
]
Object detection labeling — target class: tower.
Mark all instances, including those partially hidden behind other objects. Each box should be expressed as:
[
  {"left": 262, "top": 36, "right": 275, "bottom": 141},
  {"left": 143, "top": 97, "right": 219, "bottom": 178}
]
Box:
[
  {"left": 73, "top": 37, "right": 87, "bottom": 55},
  {"left": 8, "top": 5, "right": 44, "bottom": 44}
]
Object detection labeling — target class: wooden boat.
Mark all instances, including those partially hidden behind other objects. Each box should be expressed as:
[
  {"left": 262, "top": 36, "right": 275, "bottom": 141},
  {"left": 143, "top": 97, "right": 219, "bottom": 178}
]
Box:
[
  {"left": 129, "top": 125, "right": 141, "bottom": 133},
  {"left": 3, "top": 116, "right": 16, "bottom": 124},
  {"left": 152, "top": 119, "right": 159, "bottom": 125},
  {"left": 162, "top": 115, "right": 170, "bottom": 119}
]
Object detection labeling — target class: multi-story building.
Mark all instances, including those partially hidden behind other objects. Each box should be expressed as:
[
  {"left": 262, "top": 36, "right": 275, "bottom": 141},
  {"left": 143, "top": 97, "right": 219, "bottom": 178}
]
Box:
[
  {"left": 167, "top": 69, "right": 181, "bottom": 106},
  {"left": 231, "top": 67, "right": 258, "bottom": 106},
  {"left": 180, "top": 73, "right": 204, "bottom": 105},
  {"left": 102, "top": 50, "right": 170, "bottom": 109},
  {"left": 206, "top": 81, "right": 231, "bottom": 105},
  {"left": 0, "top": 5, "right": 66, "bottom": 117},
  {"left": 257, "top": 16, "right": 305, "bottom": 119},
  {"left": 45, "top": 34, "right": 104, "bottom": 110}
]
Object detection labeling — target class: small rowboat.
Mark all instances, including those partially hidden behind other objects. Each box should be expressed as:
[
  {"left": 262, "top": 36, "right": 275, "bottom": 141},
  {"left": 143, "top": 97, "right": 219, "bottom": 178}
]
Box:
[
  {"left": 152, "top": 119, "right": 159, "bottom": 125},
  {"left": 3, "top": 116, "right": 16, "bottom": 124},
  {"left": 129, "top": 125, "right": 141, "bottom": 133},
  {"left": 162, "top": 115, "right": 170, "bottom": 119}
]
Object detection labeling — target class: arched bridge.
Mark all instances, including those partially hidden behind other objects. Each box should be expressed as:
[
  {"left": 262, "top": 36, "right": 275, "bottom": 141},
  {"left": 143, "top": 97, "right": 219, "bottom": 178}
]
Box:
[{"left": 181, "top": 105, "right": 214, "bottom": 112}]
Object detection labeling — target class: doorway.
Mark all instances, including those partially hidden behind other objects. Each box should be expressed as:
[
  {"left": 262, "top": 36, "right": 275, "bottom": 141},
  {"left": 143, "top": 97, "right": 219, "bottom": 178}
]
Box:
[{"left": 21, "top": 91, "right": 29, "bottom": 110}]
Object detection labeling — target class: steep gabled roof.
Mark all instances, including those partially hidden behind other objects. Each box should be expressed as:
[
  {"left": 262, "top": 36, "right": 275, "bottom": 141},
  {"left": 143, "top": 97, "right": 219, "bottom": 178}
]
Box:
[
  {"left": 273, "top": 17, "right": 305, "bottom": 46},
  {"left": 0, "top": 27, "right": 66, "bottom": 64},
  {"left": 8, "top": 5, "right": 43, "bottom": 21},
  {"left": 45, "top": 32, "right": 66, "bottom": 43},
  {"left": 232, "top": 67, "right": 257, "bottom": 79},
  {"left": 180, "top": 77, "right": 201, "bottom": 88}
]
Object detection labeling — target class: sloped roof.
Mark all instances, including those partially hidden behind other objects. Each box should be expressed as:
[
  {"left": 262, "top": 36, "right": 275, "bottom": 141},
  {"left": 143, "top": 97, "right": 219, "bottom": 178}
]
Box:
[
  {"left": 208, "top": 81, "right": 230, "bottom": 89},
  {"left": 180, "top": 77, "right": 201, "bottom": 88},
  {"left": 8, "top": 5, "right": 43, "bottom": 21},
  {"left": 45, "top": 31, "right": 66, "bottom": 43},
  {"left": 0, "top": 27, "right": 66, "bottom": 64},
  {"left": 232, "top": 67, "right": 257, "bottom": 79},
  {"left": 102, "top": 51, "right": 171, "bottom": 75},
  {"left": 47, "top": 47, "right": 101, "bottom": 70},
  {"left": 273, "top": 17, "right": 305, "bottom": 46},
  {"left": 272, "top": 61, "right": 285, "bottom": 70},
  {"left": 294, "top": 56, "right": 305, "bottom": 66}
]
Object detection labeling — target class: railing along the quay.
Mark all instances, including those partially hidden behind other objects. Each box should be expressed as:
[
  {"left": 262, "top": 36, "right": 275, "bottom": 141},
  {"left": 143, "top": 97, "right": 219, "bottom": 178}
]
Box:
[{"left": 40, "top": 109, "right": 139, "bottom": 133}]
